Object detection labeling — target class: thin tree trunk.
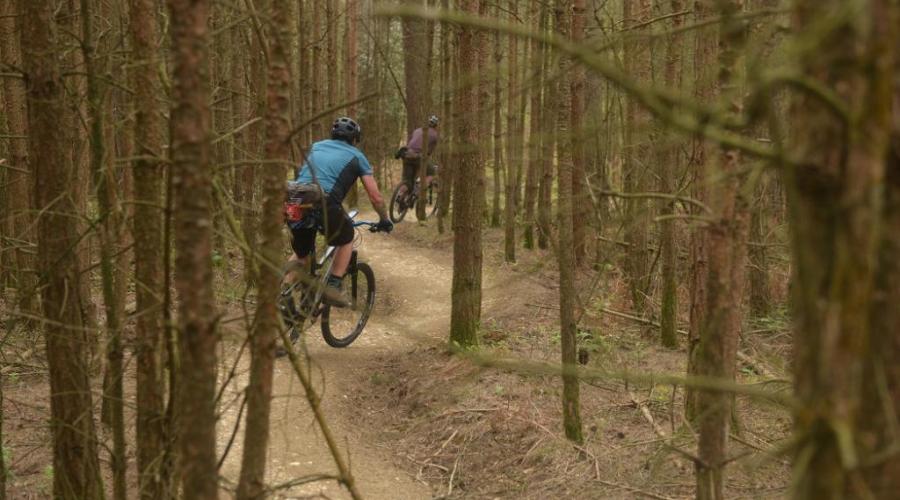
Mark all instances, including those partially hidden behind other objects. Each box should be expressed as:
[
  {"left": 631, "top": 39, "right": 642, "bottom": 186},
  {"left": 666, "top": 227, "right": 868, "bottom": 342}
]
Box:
[
  {"left": 129, "top": 0, "right": 168, "bottom": 495},
  {"left": 659, "top": 0, "right": 685, "bottom": 349},
  {"left": 236, "top": 0, "right": 291, "bottom": 496},
  {"left": 523, "top": 0, "right": 543, "bottom": 250},
  {"left": 345, "top": 0, "right": 360, "bottom": 207},
  {"left": 538, "top": 3, "right": 554, "bottom": 250},
  {"left": 570, "top": 0, "right": 587, "bottom": 266},
  {"left": 503, "top": 0, "right": 519, "bottom": 262},
  {"left": 168, "top": 0, "right": 219, "bottom": 496},
  {"left": 60, "top": 0, "right": 101, "bottom": 368},
  {"left": 450, "top": 0, "right": 482, "bottom": 349},
  {"left": 622, "top": 0, "right": 653, "bottom": 316},
  {"left": 0, "top": 2, "right": 36, "bottom": 318},
  {"left": 80, "top": 0, "right": 127, "bottom": 496},
  {"left": 325, "top": 0, "right": 336, "bottom": 112},
  {"left": 694, "top": 2, "right": 749, "bottom": 498},
  {"left": 22, "top": 1, "right": 105, "bottom": 496},
  {"left": 684, "top": 0, "right": 717, "bottom": 422},
  {"left": 437, "top": 1, "right": 453, "bottom": 234},
  {"left": 555, "top": 0, "right": 584, "bottom": 444},
  {"left": 491, "top": 16, "right": 503, "bottom": 229}
]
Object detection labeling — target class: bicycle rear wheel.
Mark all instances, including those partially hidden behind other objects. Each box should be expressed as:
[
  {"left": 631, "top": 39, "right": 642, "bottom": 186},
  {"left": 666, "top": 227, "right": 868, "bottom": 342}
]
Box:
[
  {"left": 390, "top": 182, "right": 410, "bottom": 223},
  {"left": 426, "top": 181, "right": 440, "bottom": 218},
  {"left": 321, "top": 262, "right": 375, "bottom": 347}
]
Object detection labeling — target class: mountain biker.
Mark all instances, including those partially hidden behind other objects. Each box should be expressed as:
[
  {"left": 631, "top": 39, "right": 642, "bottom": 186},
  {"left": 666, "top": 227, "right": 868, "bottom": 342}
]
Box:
[
  {"left": 288, "top": 116, "right": 393, "bottom": 307},
  {"left": 400, "top": 114, "right": 440, "bottom": 192}
]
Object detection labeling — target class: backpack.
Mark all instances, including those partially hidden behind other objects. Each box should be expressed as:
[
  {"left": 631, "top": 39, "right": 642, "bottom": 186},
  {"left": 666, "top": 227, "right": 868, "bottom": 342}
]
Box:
[{"left": 284, "top": 181, "right": 323, "bottom": 223}]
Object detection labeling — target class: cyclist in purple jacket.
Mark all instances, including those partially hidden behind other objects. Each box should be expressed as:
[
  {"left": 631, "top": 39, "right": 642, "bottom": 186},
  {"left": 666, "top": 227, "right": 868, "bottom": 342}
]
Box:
[{"left": 401, "top": 115, "right": 440, "bottom": 190}]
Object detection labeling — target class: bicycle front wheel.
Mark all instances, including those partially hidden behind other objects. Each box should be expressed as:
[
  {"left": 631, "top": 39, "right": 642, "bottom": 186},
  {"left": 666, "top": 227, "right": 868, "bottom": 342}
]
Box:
[
  {"left": 321, "top": 262, "right": 375, "bottom": 348},
  {"left": 389, "top": 182, "right": 410, "bottom": 223}
]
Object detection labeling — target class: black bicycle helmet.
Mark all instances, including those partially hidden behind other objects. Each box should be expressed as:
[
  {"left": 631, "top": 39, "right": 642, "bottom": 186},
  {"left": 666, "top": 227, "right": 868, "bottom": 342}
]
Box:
[
  {"left": 331, "top": 116, "right": 362, "bottom": 144},
  {"left": 428, "top": 114, "right": 439, "bottom": 127}
]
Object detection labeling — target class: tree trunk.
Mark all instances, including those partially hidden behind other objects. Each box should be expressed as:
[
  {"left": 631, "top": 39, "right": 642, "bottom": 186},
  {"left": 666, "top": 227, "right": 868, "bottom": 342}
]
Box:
[
  {"left": 491, "top": 15, "right": 503, "bottom": 229},
  {"left": 570, "top": 0, "right": 587, "bottom": 266},
  {"left": 684, "top": 0, "right": 717, "bottom": 422},
  {"left": 0, "top": 1, "right": 36, "bottom": 318},
  {"left": 694, "top": 2, "right": 750, "bottom": 498},
  {"left": 22, "top": 1, "right": 105, "bottom": 497},
  {"left": 345, "top": 0, "right": 360, "bottom": 208},
  {"left": 129, "top": 0, "right": 168, "bottom": 495},
  {"left": 437, "top": 0, "right": 454, "bottom": 233},
  {"left": 503, "top": 0, "right": 519, "bottom": 262},
  {"left": 659, "top": 0, "right": 685, "bottom": 349},
  {"left": 554, "top": 0, "right": 584, "bottom": 444},
  {"left": 538, "top": 3, "right": 554, "bottom": 251},
  {"left": 79, "top": 0, "right": 127, "bottom": 496},
  {"left": 788, "top": 1, "right": 897, "bottom": 498},
  {"left": 236, "top": 0, "right": 291, "bottom": 496},
  {"left": 622, "top": 0, "right": 653, "bottom": 316},
  {"left": 523, "top": 0, "right": 543, "bottom": 249},
  {"left": 861, "top": 72, "right": 900, "bottom": 497},
  {"left": 450, "top": 0, "right": 482, "bottom": 349},
  {"left": 167, "top": 0, "right": 219, "bottom": 497}
]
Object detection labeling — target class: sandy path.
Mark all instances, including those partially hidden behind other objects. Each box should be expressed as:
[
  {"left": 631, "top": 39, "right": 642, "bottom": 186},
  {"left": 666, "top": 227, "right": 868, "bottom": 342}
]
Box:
[{"left": 219, "top": 215, "right": 453, "bottom": 499}]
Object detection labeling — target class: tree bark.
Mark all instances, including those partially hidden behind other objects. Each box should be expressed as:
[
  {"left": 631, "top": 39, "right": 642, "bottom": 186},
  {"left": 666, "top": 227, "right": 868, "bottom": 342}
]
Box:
[
  {"left": 450, "top": 0, "right": 482, "bottom": 349},
  {"left": 554, "top": 0, "right": 584, "bottom": 444},
  {"left": 129, "top": 0, "right": 169, "bottom": 496},
  {"left": 503, "top": 0, "right": 519, "bottom": 262},
  {"left": 570, "top": 0, "right": 587, "bottom": 266},
  {"left": 491, "top": 14, "right": 503, "bottom": 229},
  {"left": 622, "top": 0, "right": 653, "bottom": 316},
  {"left": 236, "top": 0, "right": 291, "bottom": 496},
  {"left": 0, "top": 1, "right": 36, "bottom": 317},
  {"left": 79, "top": 0, "right": 127, "bottom": 496},
  {"left": 167, "top": 0, "right": 219, "bottom": 497},
  {"left": 684, "top": 0, "right": 718, "bottom": 423},
  {"left": 537, "top": 2, "right": 554, "bottom": 251},
  {"left": 523, "top": 0, "right": 543, "bottom": 250},
  {"left": 788, "top": 1, "right": 897, "bottom": 498},
  {"left": 659, "top": 0, "right": 685, "bottom": 349},
  {"left": 22, "top": 1, "right": 105, "bottom": 497}
]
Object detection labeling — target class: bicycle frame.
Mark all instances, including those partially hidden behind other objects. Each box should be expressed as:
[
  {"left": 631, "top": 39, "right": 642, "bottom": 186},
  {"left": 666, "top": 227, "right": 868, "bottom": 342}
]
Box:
[{"left": 297, "top": 209, "right": 372, "bottom": 315}]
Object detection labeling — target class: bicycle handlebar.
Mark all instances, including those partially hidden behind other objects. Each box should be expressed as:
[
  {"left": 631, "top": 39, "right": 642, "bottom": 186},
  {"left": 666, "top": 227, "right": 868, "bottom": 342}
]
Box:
[{"left": 353, "top": 220, "right": 387, "bottom": 233}]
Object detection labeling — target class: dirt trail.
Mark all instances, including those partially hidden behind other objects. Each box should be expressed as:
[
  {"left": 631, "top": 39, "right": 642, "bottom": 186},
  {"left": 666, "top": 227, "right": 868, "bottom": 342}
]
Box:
[{"left": 219, "top": 216, "right": 455, "bottom": 499}]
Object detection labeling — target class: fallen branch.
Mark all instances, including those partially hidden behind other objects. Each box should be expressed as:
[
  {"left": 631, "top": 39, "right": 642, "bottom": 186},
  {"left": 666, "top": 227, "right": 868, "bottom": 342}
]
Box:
[{"left": 628, "top": 390, "right": 667, "bottom": 438}]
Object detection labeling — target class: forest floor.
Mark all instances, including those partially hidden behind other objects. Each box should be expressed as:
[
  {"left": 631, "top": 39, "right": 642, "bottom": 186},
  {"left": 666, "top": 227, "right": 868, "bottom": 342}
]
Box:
[{"left": 2, "top": 209, "right": 794, "bottom": 499}]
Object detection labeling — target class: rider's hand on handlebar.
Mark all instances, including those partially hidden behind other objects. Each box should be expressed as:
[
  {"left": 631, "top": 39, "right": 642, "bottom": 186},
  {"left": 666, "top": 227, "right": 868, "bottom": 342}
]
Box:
[{"left": 373, "top": 218, "right": 394, "bottom": 233}]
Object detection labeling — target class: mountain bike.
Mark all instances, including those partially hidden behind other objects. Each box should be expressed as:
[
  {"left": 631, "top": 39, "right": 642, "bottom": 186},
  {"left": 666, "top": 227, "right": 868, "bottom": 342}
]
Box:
[
  {"left": 389, "top": 172, "right": 440, "bottom": 223},
  {"left": 278, "top": 209, "right": 382, "bottom": 349}
]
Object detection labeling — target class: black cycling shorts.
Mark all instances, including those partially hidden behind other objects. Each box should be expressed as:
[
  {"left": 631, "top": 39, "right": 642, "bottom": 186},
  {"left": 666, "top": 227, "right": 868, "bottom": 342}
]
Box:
[
  {"left": 289, "top": 201, "right": 354, "bottom": 258},
  {"left": 402, "top": 158, "right": 437, "bottom": 187}
]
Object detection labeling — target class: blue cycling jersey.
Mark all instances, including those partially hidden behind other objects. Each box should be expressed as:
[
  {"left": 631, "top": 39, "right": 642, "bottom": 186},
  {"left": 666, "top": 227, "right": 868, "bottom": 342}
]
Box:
[{"left": 296, "top": 139, "right": 373, "bottom": 203}]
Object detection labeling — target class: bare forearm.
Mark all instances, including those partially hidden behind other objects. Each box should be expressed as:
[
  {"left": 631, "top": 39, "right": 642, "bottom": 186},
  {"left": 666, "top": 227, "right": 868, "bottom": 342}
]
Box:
[{"left": 372, "top": 198, "right": 388, "bottom": 220}]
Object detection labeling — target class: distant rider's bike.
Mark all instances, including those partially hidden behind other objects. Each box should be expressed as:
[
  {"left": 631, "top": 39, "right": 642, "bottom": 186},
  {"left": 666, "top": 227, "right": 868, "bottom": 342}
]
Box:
[
  {"left": 389, "top": 172, "right": 440, "bottom": 223},
  {"left": 278, "top": 209, "right": 381, "bottom": 349}
]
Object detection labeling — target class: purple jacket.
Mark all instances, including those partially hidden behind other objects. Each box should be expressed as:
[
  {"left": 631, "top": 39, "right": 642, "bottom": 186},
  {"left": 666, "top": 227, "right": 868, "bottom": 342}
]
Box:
[{"left": 405, "top": 127, "right": 439, "bottom": 158}]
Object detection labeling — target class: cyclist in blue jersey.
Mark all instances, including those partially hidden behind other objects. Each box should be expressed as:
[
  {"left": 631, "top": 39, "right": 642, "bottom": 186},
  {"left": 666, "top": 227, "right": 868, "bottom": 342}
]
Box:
[{"left": 289, "top": 117, "right": 393, "bottom": 306}]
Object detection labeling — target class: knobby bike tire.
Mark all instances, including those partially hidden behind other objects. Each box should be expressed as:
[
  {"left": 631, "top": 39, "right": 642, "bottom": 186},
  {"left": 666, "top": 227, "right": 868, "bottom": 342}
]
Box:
[
  {"left": 390, "top": 182, "right": 410, "bottom": 223},
  {"left": 320, "top": 262, "right": 376, "bottom": 348},
  {"left": 426, "top": 181, "right": 440, "bottom": 218}
]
